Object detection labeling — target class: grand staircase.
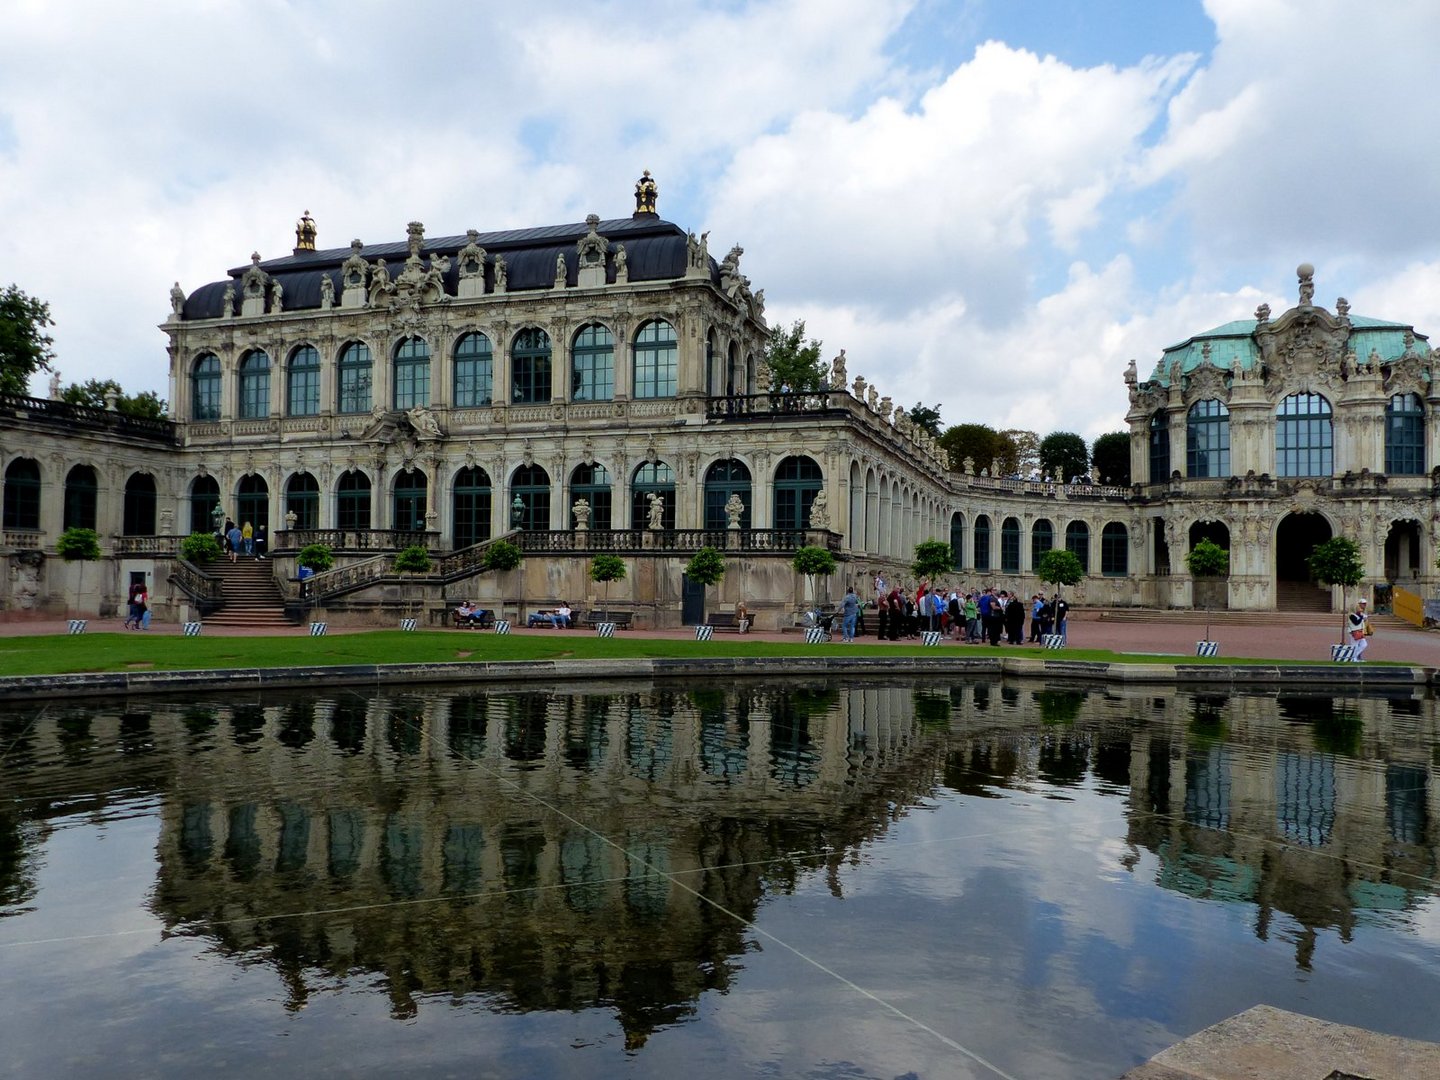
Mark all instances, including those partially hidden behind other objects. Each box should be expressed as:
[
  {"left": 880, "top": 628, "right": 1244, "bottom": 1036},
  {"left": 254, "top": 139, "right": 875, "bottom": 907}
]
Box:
[
  {"left": 1274, "top": 580, "right": 1333, "bottom": 612},
  {"left": 203, "top": 558, "right": 293, "bottom": 628}
]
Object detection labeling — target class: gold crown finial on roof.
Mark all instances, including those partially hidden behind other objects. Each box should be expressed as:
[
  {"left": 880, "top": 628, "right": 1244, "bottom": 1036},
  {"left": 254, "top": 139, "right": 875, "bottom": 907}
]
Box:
[
  {"left": 634, "top": 170, "right": 658, "bottom": 217},
  {"left": 295, "top": 210, "right": 317, "bottom": 252}
]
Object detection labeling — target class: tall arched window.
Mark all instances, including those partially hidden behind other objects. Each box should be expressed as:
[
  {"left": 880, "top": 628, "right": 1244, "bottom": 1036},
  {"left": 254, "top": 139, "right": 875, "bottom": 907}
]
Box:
[
  {"left": 236, "top": 474, "right": 268, "bottom": 532},
  {"left": 1186, "top": 399, "right": 1230, "bottom": 477},
  {"left": 453, "top": 332, "right": 493, "bottom": 407},
  {"left": 337, "top": 471, "right": 372, "bottom": 530},
  {"left": 64, "top": 465, "right": 98, "bottom": 532},
  {"left": 189, "top": 474, "right": 220, "bottom": 535},
  {"left": 973, "top": 515, "right": 992, "bottom": 572},
  {"left": 1276, "top": 392, "right": 1333, "bottom": 477},
  {"left": 950, "top": 513, "right": 965, "bottom": 571},
  {"left": 773, "top": 456, "right": 822, "bottom": 532},
  {"left": 1386, "top": 392, "right": 1425, "bottom": 475},
  {"left": 633, "top": 320, "right": 678, "bottom": 399},
  {"left": 1000, "top": 517, "right": 1021, "bottom": 573},
  {"left": 191, "top": 354, "right": 221, "bottom": 421},
  {"left": 1101, "top": 522, "right": 1128, "bottom": 576},
  {"left": 511, "top": 329, "right": 552, "bottom": 403},
  {"left": 510, "top": 464, "right": 551, "bottom": 530},
  {"left": 393, "top": 470, "right": 427, "bottom": 532},
  {"left": 337, "top": 342, "right": 372, "bottom": 414},
  {"left": 631, "top": 462, "right": 676, "bottom": 530},
  {"left": 1065, "top": 520, "right": 1090, "bottom": 574},
  {"left": 392, "top": 337, "right": 430, "bottom": 410},
  {"left": 1148, "top": 411, "right": 1170, "bottom": 482},
  {"left": 572, "top": 324, "right": 614, "bottom": 401},
  {"left": 1031, "top": 519, "right": 1054, "bottom": 569},
  {"left": 3, "top": 458, "right": 41, "bottom": 530},
  {"left": 704, "top": 459, "right": 752, "bottom": 530},
  {"left": 451, "top": 466, "right": 492, "bottom": 548},
  {"left": 287, "top": 345, "right": 320, "bottom": 417},
  {"left": 123, "top": 472, "right": 157, "bottom": 536},
  {"left": 285, "top": 473, "right": 319, "bottom": 531},
  {"left": 570, "top": 463, "right": 612, "bottom": 530},
  {"left": 238, "top": 350, "right": 270, "bottom": 419}
]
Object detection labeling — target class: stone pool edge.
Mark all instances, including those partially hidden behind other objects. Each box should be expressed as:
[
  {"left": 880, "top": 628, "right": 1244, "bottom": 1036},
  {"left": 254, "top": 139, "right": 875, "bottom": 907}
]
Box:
[{"left": 0, "top": 655, "right": 1431, "bottom": 701}]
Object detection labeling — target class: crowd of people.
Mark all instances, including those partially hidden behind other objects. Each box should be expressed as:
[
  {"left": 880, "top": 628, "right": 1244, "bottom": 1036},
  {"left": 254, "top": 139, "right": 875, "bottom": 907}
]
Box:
[
  {"left": 215, "top": 517, "right": 267, "bottom": 562},
  {"left": 836, "top": 574, "right": 1070, "bottom": 645}
]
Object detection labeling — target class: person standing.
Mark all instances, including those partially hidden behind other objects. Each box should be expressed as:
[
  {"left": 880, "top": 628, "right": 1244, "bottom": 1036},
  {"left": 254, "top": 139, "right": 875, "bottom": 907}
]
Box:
[
  {"left": 241, "top": 520, "right": 254, "bottom": 556},
  {"left": 1348, "top": 598, "right": 1371, "bottom": 661},
  {"left": 255, "top": 523, "right": 268, "bottom": 560},
  {"left": 135, "top": 583, "right": 150, "bottom": 630},
  {"left": 840, "top": 585, "right": 859, "bottom": 643},
  {"left": 226, "top": 521, "right": 242, "bottom": 563},
  {"left": 1053, "top": 595, "right": 1070, "bottom": 644}
]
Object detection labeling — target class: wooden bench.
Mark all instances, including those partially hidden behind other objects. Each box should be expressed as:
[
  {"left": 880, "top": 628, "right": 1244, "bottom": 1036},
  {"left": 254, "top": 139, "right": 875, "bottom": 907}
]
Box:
[
  {"left": 526, "top": 607, "right": 579, "bottom": 629},
  {"left": 451, "top": 608, "right": 495, "bottom": 629},
  {"left": 705, "top": 611, "right": 749, "bottom": 632},
  {"left": 582, "top": 610, "right": 633, "bottom": 630}
]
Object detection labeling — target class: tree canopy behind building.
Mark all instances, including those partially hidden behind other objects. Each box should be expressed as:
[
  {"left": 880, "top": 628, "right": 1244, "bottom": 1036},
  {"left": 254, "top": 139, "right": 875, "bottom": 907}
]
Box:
[
  {"left": 1090, "top": 431, "right": 1130, "bottom": 485},
  {"left": 764, "top": 319, "right": 826, "bottom": 391},
  {"left": 0, "top": 284, "right": 56, "bottom": 396},
  {"left": 61, "top": 378, "right": 168, "bottom": 419}
]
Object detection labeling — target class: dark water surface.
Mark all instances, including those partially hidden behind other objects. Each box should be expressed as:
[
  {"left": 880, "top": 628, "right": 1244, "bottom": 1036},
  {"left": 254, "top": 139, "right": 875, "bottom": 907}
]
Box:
[{"left": 2, "top": 678, "right": 1438, "bottom": 1079}]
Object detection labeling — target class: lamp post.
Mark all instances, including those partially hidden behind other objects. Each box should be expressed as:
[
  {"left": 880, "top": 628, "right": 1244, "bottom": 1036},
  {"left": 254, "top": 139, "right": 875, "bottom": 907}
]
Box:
[{"left": 511, "top": 494, "right": 525, "bottom": 529}]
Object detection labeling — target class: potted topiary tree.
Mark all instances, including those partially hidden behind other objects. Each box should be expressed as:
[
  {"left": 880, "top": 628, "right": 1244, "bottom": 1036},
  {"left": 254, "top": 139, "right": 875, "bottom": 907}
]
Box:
[
  {"left": 484, "top": 539, "right": 524, "bottom": 624},
  {"left": 393, "top": 544, "right": 432, "bottom": 628},
  {"left": 1184, "top": 538, "right": 1229, "bottom": 651},
  {"left": 55, "top": 526, "right": 100, "bottom": 625},
  {"left": 589, "top": 553, "right": 627, "bottom": 629},
  {"left": 684, "top": 546, "right": 726, "bottom": 632},
  {"left": 1309, "top": 536, "right": 1364, "bottom": 656}
]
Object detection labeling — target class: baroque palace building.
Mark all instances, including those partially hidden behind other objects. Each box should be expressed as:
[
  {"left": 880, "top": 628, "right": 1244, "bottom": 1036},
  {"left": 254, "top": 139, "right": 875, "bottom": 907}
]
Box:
[{"left": 2, "top": 178, "right": 1430, "bottom": 624}]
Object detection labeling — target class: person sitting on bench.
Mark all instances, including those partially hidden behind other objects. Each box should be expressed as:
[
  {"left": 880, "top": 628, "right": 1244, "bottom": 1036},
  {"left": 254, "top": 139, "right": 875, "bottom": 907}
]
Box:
[{"left": 550, "top": 602, "right": 573, "bottom": 629}]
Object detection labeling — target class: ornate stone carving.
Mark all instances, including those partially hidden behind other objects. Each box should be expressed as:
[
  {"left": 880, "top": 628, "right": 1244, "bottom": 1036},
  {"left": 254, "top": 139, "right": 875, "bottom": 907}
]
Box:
[
  {"left": 724, "top": 492, "right": 744, "bottom": 528},
  {"left": 807, "top": 490, "right": 830, "bottom": 529},
  {"left": 830, "top": 349, "right": 846, "bottom": 388},
  {"left": 457, "top": 230, "right": 486, "bottom": 279},
  {"left": 320, "top": 275, "right": 334, "bottom": 309},
  {"left": 576, "top": 214, "right": 608, "bottom": 266},
  {"left": 342, "top": 240, "right": 368, "bottom": 288}
]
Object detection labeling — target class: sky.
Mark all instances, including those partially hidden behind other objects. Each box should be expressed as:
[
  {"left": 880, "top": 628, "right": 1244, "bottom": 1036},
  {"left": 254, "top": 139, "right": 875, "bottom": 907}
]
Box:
[{"left": 3, "top": 0, "right": 1438, "bottom": 442}]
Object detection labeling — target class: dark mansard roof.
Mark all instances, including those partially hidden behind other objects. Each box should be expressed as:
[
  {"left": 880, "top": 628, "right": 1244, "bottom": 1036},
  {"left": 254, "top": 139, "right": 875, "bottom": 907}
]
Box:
[{"left": 180, "top": 214, "right": 711, "bottom": 321}]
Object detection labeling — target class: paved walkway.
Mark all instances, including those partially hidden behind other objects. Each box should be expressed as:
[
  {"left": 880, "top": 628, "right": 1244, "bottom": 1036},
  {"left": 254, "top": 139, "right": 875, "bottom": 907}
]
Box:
[{"left": 3, "top": 611, "right": 1436, "bottom": 667}]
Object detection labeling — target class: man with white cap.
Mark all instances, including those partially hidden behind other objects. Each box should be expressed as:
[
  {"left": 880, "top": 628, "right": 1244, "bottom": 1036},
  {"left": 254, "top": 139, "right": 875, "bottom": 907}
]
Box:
[{"left": 1347, "top": 597, "right": 1371, "bottom": 661}]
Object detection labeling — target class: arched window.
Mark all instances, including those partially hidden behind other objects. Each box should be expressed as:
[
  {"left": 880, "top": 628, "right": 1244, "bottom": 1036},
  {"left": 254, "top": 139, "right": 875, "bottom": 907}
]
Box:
[
  {"left": 1186, "top": 399, "right": 1230, "bottom": 477},
  {"left": 189, "top": 474, "right": 221, "bottom": 535},
  {"left": 773, "top": 456, "right": 822, "bottom": 531},
  {"left": 337, "top": 471, "right": 372, "bottom": 530},
  {"left": 1065, "top": 521, "right": 1090, "bottom": 574},
  {"left": 393, "top": 469, "right": 427, "bottom": 532},
  {"left": 1000, "top": 517, "right": 1021, "bottom": 573},
  {"left": 1031, "top": 519, "right": 1054, "bottom": 569},
  {"left": 392, "top": 337, "right": 430, "bottom": 410},
  {"left": 510, "top": 464, "right": 551, "bottom": 530},
  {"left": 511, "top": 329, "right": 552, "bottom": 404},
  {"left": 570, "top": 463, "right": 612, "bottom": 531},
  {"left": 453, "top": 332, "right": 493, "bottom": 407},
  {"left": 285, "top": 473, "right": 319, "bottom": 531},
  {"left": 705, "top": 330, "right": 718, "bottom": 395},
  {"left": 287, "top": 345, "right": 320, "bottom": 417},
  {"left": 64, "top": 465, "right": 98, "bottom": 532},
  {"left": 452, "top": 466, "right": 492, "bottom": 548},
  {"left": 337, "top": 342, "right": 372, "bottom": 414},
  {"left": 123, "top": 472, "right": 156, "bottom": 536},
  {"left": 238, "top": 350, "right": 270, "bottom": 419},
  {"left": 572, "top": 324, "right": 614, "bottom": 401},
  {"left": 1148, "top": 411, "right": 1170, "bottom": 482},
  {"left": 3, "top": 458, "right": 41, "bottom": 530},
  {"left": 191, "top": 354, "right": 221, "bottom": 421},
  {"left": 631, "top": 462, "right": 676, "bottom": 530},
  {"left": 704, "top": 459, "right": 752, "bottom": 530},
  {"left": 633, "top": 320, "right": 677, "bottom": 399},
  {"left": 236, "top": 474, "right": 268, "bottom": 533},
  {"left": 950, "top": 513, "right": 965, "bottom": 571},
  {"left": 1101, "top": 522, "right": 1128, "bottom": 576},
  {"left": 1386, "top": 392, "right": 1425, "bottom": 475},
  {"left": 973, "top": 514, "right": 991, "bottom": 572},
  {"left": 1276, "top": 392, "right": 1333, "bottom": 477}
]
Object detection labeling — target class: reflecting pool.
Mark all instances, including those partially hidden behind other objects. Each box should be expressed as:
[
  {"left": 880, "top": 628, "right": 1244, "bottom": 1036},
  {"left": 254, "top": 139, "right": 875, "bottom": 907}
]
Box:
[{"left": 3, "top": 679, "right": 1439, "bottom": 1078}]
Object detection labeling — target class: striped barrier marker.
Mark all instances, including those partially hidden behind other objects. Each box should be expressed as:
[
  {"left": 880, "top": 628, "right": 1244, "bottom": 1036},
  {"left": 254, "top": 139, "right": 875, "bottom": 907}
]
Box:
[
  {"left": 596, "top": 622, "right": 616, "bottom": 637},
  {"left": 67, "top": 619, "right": 87, "bottom": 634},
  {"left": 494, "top": 620, "right": 511, "bottom": 635},
  {"left": 694, "top": 625, "right": 714, "bottom": 641},
  {"left": 309, "top": 622, "right": 328, "bottom": 636},
  {"left": 804, "top": 627, "right": 829, "bottom": 645},
  {"left": 1330, "top": 643, "right": 1355, "bottom": 662},
  {"left": 1195, "top": 640, "right": 1219, "bottom": 657},
  {"left": 1042, "top": 634, "right": 1066, "bottom": 649},
  {"left": 399, "top": 618, "right": 417, "bottom": 632},
  {"left": 920, "top": 631, "right": 942, "bottom": 646},
  {"left": 183, "top": 622, "right": 203, "bottom": 636}
]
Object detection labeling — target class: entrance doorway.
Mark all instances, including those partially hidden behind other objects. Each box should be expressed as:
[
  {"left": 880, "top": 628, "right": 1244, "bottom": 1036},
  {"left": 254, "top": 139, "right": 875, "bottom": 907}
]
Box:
[
  {"left": 1384, "top": 520, "right": 1421, "bottom": 583},
  {"left": 1275, "top": 512, "right": 1332, "bottom": 611},
  {"left": 681, "top": 574, "right": 706, "bottom": 626}
]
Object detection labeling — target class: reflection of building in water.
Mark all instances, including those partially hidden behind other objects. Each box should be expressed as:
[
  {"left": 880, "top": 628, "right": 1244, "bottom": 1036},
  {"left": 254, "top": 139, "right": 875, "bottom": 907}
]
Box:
[
  {"left": 937, "top": 685, "right": 1440, "bottom": 968},
  {"left": 142, "top": 682, "right": 947, "bottom": 1039}
]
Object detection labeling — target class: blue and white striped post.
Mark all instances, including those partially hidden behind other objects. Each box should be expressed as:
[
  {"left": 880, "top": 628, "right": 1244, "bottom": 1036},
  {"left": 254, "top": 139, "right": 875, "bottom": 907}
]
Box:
[
  {"left": 804, "top": 627, "right": 829, "bottom": 645},
  {"left": 183, "top": 622, "right": 203, "bottom": 636},
  {"left": 1195, "top": 640, "right": 1219, "bottom": 657},
  {"left": 67, "top": 619, "right": 87, "bottom": 634},
  {"left": 596, "top": 622, "right": 616, "bottom": 637},
  {"left": 309, "top": 622, "right": 328, "bottom": 636},
  {"left": 1330, "top": 643, "right": 1355, "bottom": 662},
  {"left": 494, "top": 620, "right": 511, "bottom": 635},
  {"left": 694, "top": 625, "right": 714, "bottom": 641},
  {"left": 920, "top": 631, "right": 942, "bottom": 646},
  {"left": 399, "top": 618, "right": 417, "bottom": 632},
  {"left": 1042, "top": 634, "right": 1065, "bottom": 649}
]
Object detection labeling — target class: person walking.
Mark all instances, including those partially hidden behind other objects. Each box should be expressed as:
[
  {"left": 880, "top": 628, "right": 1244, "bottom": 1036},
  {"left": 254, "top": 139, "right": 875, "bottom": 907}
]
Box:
[
  {"left": 840, "top": 585, "right": 859, "bottom": 642},
  {"left": 226, "top": 521, "right": 242, "bottom": 563},
  {"left": 241, "top": 520, "right": 254, "bottom": 556},
  {"left": 1348, "top": 598, "right": 1371, "bottom": 661},
  {"left": 255, "top": 523, "right": 268, "bottom": 560}
]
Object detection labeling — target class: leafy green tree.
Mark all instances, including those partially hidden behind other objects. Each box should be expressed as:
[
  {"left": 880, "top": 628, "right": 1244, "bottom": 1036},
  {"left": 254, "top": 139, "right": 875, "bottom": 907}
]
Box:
[
  {"left": 938, "top": 422, "right": 1000, "bottom": 473},
  {"left": 297, "top": 543, "right": 334, "bottom": 572},
  {"left": 998, "top": 429, "right": 1039, "bottom": 477},
  {"left": 60, "top": 378, "right": 168, "bottom": 419},
  {"left": 1309, "top": 537, "right": 1364, "bottom": 644},
  {"left": 1038, "top": 432, "right": 1088, "bottom": 481},
  {"left": 1185, "top": 539, "right": 1229, "bottom": 641},
  {"left": 764, "top": 319, "right": 826, "bottom": 391},
  {"left": 180, "top": 532, "right": 221, "bottom": 564},
  {"left": 589, "top": 553, "right": 627, "bottom": 621},
  {"left": 393, "top": 545, "right": 432, "bottom": 618},
  {"left": 912, "top": 538, "right": 954, "bottom": 582},
  {"left": 56, "top": 527, "right": 101, "bottom": 616},
  {"left": 792, "top": 545, "right": 837, "bottom": 612},
  {"left": 0, "top": 284, "right": 56, "bottom": 396},
  {"left": 485, "top": 539, "right": 525, "bottom": 619},
  {"left": 908, "top": 402, "right": 943, "bottom": 438},
  {"left": 1035, "top": 549, "right": 1083, "bottom": 599},
  {"left": 1090, "top": 431, "right": 1130, "bottom": 485}
]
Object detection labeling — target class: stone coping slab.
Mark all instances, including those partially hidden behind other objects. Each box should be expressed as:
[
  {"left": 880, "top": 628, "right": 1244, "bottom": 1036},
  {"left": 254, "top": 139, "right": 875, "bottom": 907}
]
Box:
[
  {"left": 0, "top": 656, "right": 1430, "bottom": 701},
  {"left": 1120, "top": 1004, "right": 1440, "bottom": 1079}
]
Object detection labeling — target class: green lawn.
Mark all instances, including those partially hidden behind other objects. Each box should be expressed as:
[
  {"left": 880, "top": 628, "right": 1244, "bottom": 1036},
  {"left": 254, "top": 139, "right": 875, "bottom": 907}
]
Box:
[{"left": 0, "top": 630, "right": 1381, "bottom": 678}]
